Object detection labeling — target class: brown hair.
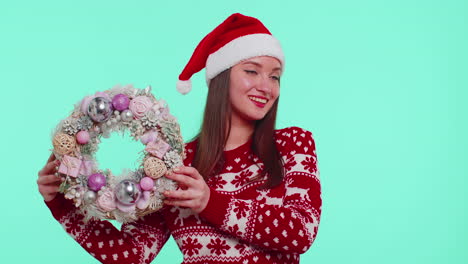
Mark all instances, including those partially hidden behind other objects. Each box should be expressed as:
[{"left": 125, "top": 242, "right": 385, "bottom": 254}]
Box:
[{"left": 192, "top": 68, "right": 284, "bottom": 188}]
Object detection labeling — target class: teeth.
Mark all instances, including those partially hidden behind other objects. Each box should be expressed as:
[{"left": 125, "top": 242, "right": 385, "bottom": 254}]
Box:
[{"left": 249, "top": 96, "right": 267, "bottom": 104}]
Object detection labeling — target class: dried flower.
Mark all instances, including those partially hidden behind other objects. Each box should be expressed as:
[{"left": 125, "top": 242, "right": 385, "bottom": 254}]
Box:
[
  {"left": 129, "top": 96, "right": 153, "bottom": 119},
  {"left": 96, "top": 189, "right": 117, "bottom": 212}
]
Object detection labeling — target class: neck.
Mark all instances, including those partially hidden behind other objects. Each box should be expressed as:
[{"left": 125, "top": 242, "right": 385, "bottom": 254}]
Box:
[{"left": 225, "top": 116, "right": 254, "bottom": 151}]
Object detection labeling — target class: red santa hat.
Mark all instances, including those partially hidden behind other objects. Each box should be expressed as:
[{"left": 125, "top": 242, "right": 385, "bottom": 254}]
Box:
[{"left": 176, "top": 13, "right": 285, "bottom": 94}]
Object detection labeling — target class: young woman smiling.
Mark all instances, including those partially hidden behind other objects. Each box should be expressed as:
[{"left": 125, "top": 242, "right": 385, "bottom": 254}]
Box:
[{"left": 38, "top": 13, "right": 321, "bottom": 264}]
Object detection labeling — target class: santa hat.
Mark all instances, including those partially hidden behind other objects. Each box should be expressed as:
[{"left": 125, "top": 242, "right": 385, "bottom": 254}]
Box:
[{"left": 176, "top": 13, "right": 285, "bottom": 94}]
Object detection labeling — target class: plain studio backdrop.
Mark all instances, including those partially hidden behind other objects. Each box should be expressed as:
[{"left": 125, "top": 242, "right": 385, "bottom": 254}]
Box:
[{"left": 1, "top": 0, "right": 466, "bottom": 263}]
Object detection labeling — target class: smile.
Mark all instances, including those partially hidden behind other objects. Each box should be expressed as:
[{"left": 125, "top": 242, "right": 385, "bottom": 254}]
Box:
[{"left": 248, "top": 96, "right": 268, "bottom": 104}]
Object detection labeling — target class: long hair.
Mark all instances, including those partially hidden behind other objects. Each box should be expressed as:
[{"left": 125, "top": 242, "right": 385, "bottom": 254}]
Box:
[{"left": 192, "top": 68, "right": 284, "bottom": 188}]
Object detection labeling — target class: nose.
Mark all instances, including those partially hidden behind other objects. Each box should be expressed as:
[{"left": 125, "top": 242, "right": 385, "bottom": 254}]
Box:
[{"left": 256, "top": 75, "right": 273, "bottom": 95}]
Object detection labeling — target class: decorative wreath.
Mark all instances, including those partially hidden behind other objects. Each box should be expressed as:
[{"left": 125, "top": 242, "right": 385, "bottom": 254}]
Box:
[{"left": 51, "top": 84, "right": 184, "bottom": 223}]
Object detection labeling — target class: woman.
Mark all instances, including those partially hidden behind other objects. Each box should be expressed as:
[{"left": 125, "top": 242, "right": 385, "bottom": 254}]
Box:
[{"left": 37, "top": 13, "right": 321, "bottom": 264}]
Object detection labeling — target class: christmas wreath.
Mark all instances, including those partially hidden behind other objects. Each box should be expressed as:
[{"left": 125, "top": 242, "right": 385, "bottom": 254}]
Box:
[{"left": 51, "top": 85, "right": 184, "bottom": 223}]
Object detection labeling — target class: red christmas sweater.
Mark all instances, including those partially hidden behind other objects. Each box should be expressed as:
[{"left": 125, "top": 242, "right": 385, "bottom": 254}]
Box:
[{"left": 45, "top": 126, "right": 321, "bottom": 264}]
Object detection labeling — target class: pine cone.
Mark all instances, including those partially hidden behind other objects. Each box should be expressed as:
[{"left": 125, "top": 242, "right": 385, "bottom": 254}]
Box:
[
  {"left": 77, "top": 115, "right": 93, "bottom": 131},
  {"left": 141, "top": 110, "right": 159, "bottom": 129},
  {"left": 163, "top": 150, "right": 183, "bottom": 169},
  {"left": 63, "top": 119, "right": 80, "bottom": 135},
  {"left": 160, "top": 120, "right": 184, "bottom": 154},
  {"left": 129, "top": 121, "right": 145, "bottom": 139}
]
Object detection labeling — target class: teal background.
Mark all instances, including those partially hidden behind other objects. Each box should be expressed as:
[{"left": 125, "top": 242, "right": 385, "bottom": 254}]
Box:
[{"left": 1, "top": 0, "right": 467, "bottom": 263}]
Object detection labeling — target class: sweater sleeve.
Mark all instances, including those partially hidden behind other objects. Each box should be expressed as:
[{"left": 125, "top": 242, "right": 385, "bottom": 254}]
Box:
[
  {"left": 45, "top": 193, "right": 171, "bottom": 264},
  {"left": 199, "top": 128, "right": 321, "bottom": 254}
]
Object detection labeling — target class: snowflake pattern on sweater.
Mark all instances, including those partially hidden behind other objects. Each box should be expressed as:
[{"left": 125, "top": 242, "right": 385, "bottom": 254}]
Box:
[{"left": 45, "top": 126, "right": 321, "bottom": 264}]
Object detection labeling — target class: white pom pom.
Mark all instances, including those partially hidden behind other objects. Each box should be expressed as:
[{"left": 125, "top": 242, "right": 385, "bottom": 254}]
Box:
[{"left": 176, "top": 79, "right": 192, "bottom": 95}]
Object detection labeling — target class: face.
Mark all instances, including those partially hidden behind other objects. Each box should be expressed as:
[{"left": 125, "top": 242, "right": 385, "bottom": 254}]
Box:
[{"left": 229, "top": 56, "right": 282, "bottom": 124}]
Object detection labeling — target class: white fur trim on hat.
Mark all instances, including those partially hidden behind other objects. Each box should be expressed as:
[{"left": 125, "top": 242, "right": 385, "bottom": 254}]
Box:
[
  {"left": 205, "top": 33, "right": 284, "bottom": 84},
  {"left": 176, "top": 79, "right": 192, "bottom": 95}
]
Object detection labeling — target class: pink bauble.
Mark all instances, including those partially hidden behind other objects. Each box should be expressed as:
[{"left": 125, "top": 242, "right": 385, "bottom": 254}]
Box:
[
  {"left": 76, "top": 130, "right": 90, "bottom": 144},
  {"left": 88, "top": 173, "right": 106, "bottom": 191},
  {"left": 112, "top": 94, "right": 130, "bottom": 111},
  {"left": 139, "top": 177, "right": 154, "bottom": 191}
]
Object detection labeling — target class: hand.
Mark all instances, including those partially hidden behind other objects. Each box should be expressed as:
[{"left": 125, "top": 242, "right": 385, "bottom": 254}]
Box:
[
  {"left": 37, "top": 153, "right": 63, "bottom": 202},
  {"left": 164, "top": 166, "right": 210, "bottom": 214}
]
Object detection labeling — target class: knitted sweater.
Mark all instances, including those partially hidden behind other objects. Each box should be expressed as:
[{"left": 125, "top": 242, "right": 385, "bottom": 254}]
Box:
[{"left": 45, "top": 126, "right": 321, "bottom": 264}]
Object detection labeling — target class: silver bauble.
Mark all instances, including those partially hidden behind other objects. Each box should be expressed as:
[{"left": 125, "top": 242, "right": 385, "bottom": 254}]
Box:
[
  {"left": 115, "top": 180, "right": 141, "bottom": 205},
  {"left": 88, "top": 97, "right": 113, "bottom": 122},
  {"left": 83, "top": 190, "right": 97, "bottom": 204},
  {"left": 121, "top": 109, "right": 134, "bottom": 122}
]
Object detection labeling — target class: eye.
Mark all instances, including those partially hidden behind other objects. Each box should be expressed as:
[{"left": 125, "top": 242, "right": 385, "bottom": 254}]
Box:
[
  {"left": 271, "top": 75, "right": 280, "bottom": 81},
  {"left": 244, "top": 70, "right": 257, "bottom": 75}
]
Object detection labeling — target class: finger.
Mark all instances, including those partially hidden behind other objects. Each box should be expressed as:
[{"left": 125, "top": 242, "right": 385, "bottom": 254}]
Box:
[
  {"left": 175, "top": 183, "right": 188, "bottom": 190},
  {"left": 166, "top": 172, "right": 197, "bottom": 187},
  {"left": 43, "top": 194, "right": 58, "bottom": 202},
  {"left": 38, "top": 160, "right": 58, "bottom": 176},
  {"left": 37, "top": 177, "right": 62, "bottom": 187},
  {"left": 38, "top": 184, "right": 60, "bottom": 195},
  {"left": 37, "top": 174, "right": 63, "bottom": 185},
  {"left": 39, "top": 160, "right": 60, "bottom": 176},
  {"left": 164, "top": 199, "right": 194, "bottom": 208},
  {"left": 164, "top": 189, "right": 195, "bottom": 200},
  {"left": 46, "top": 153, "right": 56, "bottom": 163},
  {"left": 173, "top": 166, "right": 203, "bottom": 180}
]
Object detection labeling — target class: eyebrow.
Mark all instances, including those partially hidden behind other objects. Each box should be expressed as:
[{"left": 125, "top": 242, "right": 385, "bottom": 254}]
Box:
[{"left": 242, "top": 61, "right": 282, "bottom": 73}]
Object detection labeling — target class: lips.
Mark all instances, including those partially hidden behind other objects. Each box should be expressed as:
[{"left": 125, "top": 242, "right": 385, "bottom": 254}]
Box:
[{"left": 248, "top": 95, "right": 268, "bottom": 108}]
